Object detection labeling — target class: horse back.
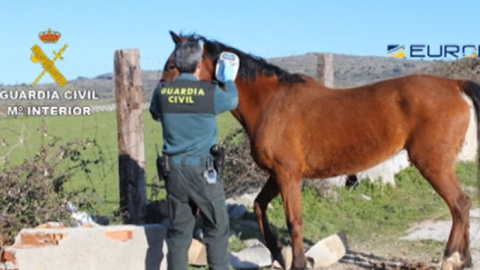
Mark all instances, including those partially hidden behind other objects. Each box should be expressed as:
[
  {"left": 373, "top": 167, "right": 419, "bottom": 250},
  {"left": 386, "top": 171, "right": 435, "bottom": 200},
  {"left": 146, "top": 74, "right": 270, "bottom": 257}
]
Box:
[{"left": 252, "top": 74, "right": 470, "bottom": 177}]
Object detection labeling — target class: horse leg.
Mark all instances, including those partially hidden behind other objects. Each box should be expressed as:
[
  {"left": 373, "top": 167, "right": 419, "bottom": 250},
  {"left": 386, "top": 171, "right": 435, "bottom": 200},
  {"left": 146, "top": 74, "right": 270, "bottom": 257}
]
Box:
[
  {"left": 408, "top": 136, "right": 471, "bottom": 269},
  {"left": 276, "top": 168, "right": 306, "bottom": 270},
  {"left": 254, "top": 176, "right": 282, "bottom": 258},
  {"left": 414, "top": 166, "right": 471, "bottom": 270},
  {"left": 429, "top": 171, "right": 471, "bottom": 270}
]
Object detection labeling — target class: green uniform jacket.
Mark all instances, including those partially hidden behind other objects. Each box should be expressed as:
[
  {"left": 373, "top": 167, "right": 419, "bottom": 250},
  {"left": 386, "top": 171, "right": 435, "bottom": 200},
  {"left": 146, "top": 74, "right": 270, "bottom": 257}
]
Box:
[{"left": 150, "top": 73, "right": 238, "bottom": 157}]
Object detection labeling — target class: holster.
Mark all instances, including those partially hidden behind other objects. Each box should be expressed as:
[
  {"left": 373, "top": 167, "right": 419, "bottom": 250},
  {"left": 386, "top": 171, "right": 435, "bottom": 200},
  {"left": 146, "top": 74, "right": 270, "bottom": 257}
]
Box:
[
  {"left": 210, "top": 145, "right": 225, "bottom": 180},
  {"left": 156, "top": 155, "right": 170, "bottom": 180}
]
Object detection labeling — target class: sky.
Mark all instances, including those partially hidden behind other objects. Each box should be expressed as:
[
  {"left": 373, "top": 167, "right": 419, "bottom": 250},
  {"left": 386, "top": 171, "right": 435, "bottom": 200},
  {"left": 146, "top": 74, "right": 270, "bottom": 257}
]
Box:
[{"left": 0, "top": 0, "right": 478, "bottom": 85}]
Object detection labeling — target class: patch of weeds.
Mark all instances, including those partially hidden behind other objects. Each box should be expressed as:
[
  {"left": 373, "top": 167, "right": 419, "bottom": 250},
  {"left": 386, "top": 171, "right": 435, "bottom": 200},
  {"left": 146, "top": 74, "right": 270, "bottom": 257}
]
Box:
[
  {"left": 228, "top": 234, "right": 247, "bottom": 252},
  {"left": 456, "top": 161, "right": 477, "bottom": 187},
  {"left": 262, "top": 166, "right": 452, "bottom": 251},
  {"left": 0, "top": 137, "right": 105, "bottom": 244}
]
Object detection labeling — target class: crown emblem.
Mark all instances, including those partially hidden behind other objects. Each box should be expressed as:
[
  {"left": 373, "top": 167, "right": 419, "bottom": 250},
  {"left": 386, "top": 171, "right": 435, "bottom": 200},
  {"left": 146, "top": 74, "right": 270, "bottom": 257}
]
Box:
[{"left": 38, "top": 28, "right": 61, "bottom": 43}]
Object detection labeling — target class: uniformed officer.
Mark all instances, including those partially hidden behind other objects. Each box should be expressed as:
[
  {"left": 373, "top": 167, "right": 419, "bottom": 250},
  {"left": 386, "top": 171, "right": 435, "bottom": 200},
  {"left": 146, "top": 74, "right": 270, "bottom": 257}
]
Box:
[{"left": 150, "top": 41, "right": 239, "bottom": 270}]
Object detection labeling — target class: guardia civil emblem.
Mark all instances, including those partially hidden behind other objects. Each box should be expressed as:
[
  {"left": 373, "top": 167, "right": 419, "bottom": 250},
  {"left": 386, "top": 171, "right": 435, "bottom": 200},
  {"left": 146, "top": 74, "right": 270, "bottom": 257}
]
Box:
[{"left": 30, "top": 28, "right": 68, "bottom": 86}]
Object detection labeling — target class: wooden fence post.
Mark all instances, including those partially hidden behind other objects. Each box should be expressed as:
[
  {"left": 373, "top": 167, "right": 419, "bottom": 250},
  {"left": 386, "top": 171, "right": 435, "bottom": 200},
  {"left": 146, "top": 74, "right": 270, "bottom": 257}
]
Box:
[
  {"left": 317, "top": 54, "right": 334, "bottom": 87},
  {"left": 114, "top": 49, "right": 146, "bottom": 224}
]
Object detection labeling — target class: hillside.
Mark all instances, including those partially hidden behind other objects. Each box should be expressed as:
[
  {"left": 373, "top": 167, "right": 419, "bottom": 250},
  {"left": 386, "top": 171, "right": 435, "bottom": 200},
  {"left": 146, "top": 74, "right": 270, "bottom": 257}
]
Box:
[
  {"left": 268, "top": 53, "right": 434, "bottom": 87},
  {"left": 1, "top": 54, "right": 479, "bottom": 107},
  {"left": 0, "top": 71, "right": 162, "bottom": 107},
  {"left": 268, "top": 53, "right": 480, "bottom": 87}
]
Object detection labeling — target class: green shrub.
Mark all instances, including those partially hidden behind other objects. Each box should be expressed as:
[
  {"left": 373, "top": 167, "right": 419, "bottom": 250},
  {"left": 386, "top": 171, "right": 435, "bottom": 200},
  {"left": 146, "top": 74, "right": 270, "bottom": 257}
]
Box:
[
  {"left": 221, "top": 128, "right": 267, "bottom": 198},
  {"left": 0, "top": 137, "right": 104, "bottom": 244}
]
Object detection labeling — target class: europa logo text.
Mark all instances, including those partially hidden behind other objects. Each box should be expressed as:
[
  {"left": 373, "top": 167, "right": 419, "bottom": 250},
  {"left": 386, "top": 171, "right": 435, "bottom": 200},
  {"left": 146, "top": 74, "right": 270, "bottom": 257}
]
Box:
[{"left": 387, "top": 44, "right": 478, "bottom": 59}]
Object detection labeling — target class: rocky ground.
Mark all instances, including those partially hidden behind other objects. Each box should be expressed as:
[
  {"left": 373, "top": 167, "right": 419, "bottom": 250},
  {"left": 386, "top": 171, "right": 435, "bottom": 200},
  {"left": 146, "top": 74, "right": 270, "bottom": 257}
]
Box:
[
  {"left": 324, "top": 209, "right": 480, "bottom": 270},
  {"left": 226, "top": 192, "right": 480, "bottom": 270}
]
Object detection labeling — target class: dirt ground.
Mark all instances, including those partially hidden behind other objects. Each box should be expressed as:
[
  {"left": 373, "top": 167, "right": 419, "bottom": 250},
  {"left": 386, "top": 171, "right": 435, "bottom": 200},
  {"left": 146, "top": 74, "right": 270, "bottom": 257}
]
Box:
[
  {"left": 324, "top": 209, "right": 480, "bottom": 270},
  {"left": 327, "top": 249, "right": 480, "bottom": 270}
]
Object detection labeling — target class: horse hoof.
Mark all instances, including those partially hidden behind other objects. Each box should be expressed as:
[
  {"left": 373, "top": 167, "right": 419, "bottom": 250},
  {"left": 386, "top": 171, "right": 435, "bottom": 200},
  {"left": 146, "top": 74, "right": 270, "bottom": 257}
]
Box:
[{"left": 441, "top": 252, "right": 465, "bottom": 270}]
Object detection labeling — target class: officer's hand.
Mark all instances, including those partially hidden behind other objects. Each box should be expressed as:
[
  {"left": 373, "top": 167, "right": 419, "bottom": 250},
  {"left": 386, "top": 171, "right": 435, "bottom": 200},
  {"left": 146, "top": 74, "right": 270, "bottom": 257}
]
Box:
[{"left": 222, "top": 64, "right": 235, "bottom": 82}]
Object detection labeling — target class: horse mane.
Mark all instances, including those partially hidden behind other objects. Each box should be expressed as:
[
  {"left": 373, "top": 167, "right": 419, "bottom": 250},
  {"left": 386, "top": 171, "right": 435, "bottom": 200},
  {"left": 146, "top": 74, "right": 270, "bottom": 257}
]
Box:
[{"left": 180, "top": 33, "right": 305, "bottom": 83}]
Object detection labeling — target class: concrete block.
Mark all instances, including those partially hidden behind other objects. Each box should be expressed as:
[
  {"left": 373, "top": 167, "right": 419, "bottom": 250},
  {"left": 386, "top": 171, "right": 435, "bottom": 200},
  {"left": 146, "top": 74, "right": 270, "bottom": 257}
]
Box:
[
  {"left": 3, "top": 224, "right": 167, "bottom": 270},
  {"left": 188, "top": 239, "right": 207, "bottom": 266},
  {"left": 272, "top": 246, "right": 292, "bottom": 269},
  {"left": 305, "top": 232, "right": 348, "bottom": 268},
  {"left": 272, "top": 233, "right": 347, "bottom": 269},
  {"left": 230, "top": 239, "right": 272, "bottom": 268},
  {"left": 226, "top": 192, "right": 259, "bottom": 208}
]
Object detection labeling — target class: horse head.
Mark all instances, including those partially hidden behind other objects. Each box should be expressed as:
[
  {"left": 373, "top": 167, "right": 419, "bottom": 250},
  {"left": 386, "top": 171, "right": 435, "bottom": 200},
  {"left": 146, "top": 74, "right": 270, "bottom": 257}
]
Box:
[{"left": 161, "top": 31, "right": 218, "bottom": 83}]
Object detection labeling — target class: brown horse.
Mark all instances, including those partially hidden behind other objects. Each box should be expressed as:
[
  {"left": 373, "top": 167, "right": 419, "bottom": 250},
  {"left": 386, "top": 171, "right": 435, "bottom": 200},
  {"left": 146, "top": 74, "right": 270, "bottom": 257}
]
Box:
[{"left": 161, "top": 31, "right": 480, "bottom": 270}]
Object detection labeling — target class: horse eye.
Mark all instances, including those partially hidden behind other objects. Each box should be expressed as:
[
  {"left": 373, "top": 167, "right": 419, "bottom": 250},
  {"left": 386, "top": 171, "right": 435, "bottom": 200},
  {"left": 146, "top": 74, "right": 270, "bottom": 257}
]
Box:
[{"left": 168, "top": 65, "right": 175, "bottom": 70}]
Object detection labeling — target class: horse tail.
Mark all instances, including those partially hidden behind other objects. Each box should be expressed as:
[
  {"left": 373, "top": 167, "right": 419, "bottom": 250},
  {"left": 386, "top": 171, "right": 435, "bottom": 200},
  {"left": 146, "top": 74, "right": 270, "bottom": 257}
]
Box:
[{"left": 462, "top": 80, "right": 480, "bottom": 201}]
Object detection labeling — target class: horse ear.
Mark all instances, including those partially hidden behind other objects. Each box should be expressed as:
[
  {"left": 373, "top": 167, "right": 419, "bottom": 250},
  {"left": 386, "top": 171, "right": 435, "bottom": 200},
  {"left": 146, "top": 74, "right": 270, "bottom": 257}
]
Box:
[{"left": 169, "top": 31, "right": 181, "bottom": 44}]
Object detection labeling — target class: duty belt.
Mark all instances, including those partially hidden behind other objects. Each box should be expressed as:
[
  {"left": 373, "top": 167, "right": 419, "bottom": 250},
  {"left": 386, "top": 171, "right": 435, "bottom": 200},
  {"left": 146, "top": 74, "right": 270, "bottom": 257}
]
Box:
[{"left": 169, "top": 155, "right": 210, "bottom": 166}]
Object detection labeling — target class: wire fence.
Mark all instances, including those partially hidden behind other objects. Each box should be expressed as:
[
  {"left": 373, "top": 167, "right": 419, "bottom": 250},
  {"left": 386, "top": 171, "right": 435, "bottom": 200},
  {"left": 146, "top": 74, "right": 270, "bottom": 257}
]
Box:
[{"left": 1, "top": 57, "right": 480, "bottom": 247}]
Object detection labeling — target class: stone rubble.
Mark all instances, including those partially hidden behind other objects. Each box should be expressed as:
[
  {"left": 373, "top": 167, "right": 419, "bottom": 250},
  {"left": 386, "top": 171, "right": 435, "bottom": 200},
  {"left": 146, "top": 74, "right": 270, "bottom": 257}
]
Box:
[{"left": 0, "top": 192, "right": 350, "bottom": 270}]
